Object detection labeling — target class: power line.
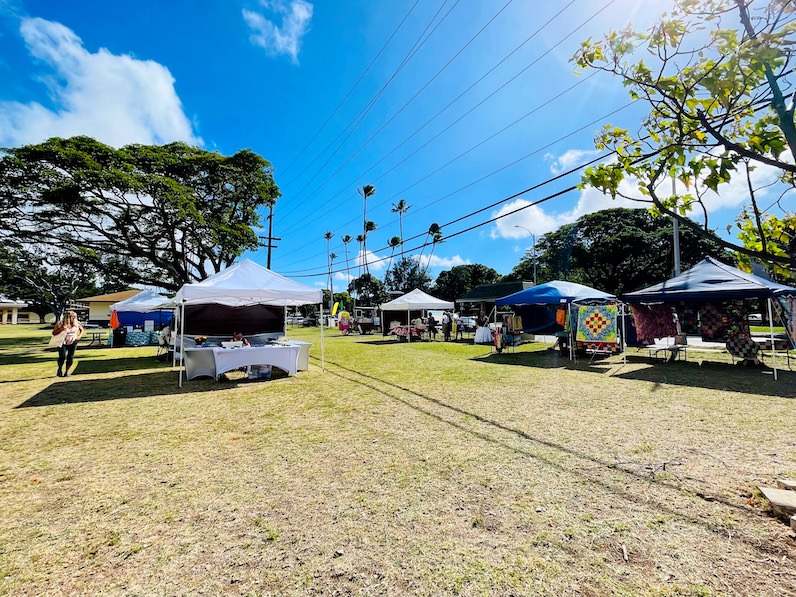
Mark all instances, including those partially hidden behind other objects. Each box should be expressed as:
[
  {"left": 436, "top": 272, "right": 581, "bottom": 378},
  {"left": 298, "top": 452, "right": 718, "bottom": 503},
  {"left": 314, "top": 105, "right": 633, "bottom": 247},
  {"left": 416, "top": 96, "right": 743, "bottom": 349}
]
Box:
[
  {"left": 279, "top": 0, "right": 616, "bottom": 238},
  {"left": 279, "top": 0, "right": 422, "bottom": 177},
  {"left": 277, "top": 0, "right": 459, "bottom": 204}
]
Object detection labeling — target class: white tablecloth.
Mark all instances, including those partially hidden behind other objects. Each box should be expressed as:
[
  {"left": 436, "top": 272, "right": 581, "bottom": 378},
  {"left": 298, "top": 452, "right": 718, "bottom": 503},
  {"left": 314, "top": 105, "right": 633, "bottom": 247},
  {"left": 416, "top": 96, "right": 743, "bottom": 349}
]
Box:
[
  {"left": 474, "top": 326, "right": 493, "bottom": 344},
  {"left": 184, "top": 345, "right": 301, "bottom": 380}
]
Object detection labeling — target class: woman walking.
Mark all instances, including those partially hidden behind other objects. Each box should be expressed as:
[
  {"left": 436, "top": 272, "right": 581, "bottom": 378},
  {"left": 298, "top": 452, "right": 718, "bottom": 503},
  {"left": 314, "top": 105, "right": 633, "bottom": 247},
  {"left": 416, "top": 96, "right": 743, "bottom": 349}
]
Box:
[{"left": 54, "top": 311, "right": 84, "bottom": 377}]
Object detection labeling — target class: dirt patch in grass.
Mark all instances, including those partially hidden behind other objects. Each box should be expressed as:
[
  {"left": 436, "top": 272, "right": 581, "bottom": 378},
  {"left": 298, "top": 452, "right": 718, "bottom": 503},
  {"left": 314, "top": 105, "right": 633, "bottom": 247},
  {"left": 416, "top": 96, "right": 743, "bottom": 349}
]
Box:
[{"left": 0, "top": 326, "right": 794, "bottom": 595}]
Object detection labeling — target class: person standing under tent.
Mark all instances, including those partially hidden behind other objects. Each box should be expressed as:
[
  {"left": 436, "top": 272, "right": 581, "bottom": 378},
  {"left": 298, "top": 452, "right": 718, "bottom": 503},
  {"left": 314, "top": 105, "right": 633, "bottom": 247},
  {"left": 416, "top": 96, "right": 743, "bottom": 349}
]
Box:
[
  {"left": 427, "top": 313, "right": 438, "bottom": 341},
  {"left": 442, "top": 311, "right": 452, "bottom": 341}
]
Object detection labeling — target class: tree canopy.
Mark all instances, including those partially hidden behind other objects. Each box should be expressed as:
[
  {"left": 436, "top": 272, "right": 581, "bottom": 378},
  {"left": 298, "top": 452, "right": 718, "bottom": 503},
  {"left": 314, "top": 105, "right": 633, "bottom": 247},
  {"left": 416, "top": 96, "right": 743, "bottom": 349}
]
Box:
[
  {"left": 382, "top": 257, "right": 432, "bottom": 295},
  {"left": 573, "top": 0, "right": 795, "bottom": 275},
  {"left": 431, "top": 264, "right": 501, "bottom": 301},
  {"left": 509, "top": 208, "right": 731, "bottom": 295},
  {"left": 0, "top": 136, "right": 280, "bottom": 291}
]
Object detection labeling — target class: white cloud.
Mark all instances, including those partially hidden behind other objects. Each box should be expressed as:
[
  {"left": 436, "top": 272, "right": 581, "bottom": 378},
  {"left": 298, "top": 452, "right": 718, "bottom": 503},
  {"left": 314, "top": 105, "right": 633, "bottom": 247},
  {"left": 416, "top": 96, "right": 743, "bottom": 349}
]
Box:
[
  {"left": 354, "top": 249, "right": 386, "bottom": 272},
  {"left": 546, "top": 148, "right": 600, "bottom": 175},
  {"left": 0, "top": 18, "right": 200, "bottom": 148},
  {"left": 492, "top": 147, "right": 791, "bottom": 241},
  {"left": 243, "top": 1, "right": 313, "bottom": 64},
  {"left": 412, "top": 253, "right": 470, "bottom": 270},
  {"left": 333, "top": 271, "right": 353, "bottom": 282}
]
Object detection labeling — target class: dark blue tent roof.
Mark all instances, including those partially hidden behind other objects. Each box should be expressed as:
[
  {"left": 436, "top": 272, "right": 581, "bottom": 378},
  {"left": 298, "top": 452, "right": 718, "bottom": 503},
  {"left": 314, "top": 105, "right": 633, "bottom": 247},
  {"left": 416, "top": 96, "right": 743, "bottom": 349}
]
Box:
[
  {"left": 622, "top": 257, "right": 796, "bottom": 302},
  {"left": 495, "top": 280, "right": 615, "bottom": 306}
]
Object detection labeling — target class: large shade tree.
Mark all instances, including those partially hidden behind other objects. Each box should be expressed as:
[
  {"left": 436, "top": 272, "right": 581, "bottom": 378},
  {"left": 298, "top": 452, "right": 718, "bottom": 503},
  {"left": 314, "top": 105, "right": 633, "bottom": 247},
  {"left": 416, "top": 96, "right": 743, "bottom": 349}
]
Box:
[
  {"left": 0, "top": 136, "right": 280, "bottom": 290},
  {"left": 431, "top": 264, "right": 501, "bottom": 302},
  {"left": 573, "top": 0, "right": 796, "bottom": 276},
  {"left": 509, "top": 208, "right": 731, "bottom": 295}
]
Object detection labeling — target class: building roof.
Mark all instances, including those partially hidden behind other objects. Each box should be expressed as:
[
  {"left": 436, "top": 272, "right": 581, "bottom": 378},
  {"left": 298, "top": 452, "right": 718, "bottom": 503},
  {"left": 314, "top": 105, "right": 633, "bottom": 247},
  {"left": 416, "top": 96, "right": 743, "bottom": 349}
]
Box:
[
  {"left": 78, "top": 289, "right": 142, "bottom": 303},
  {"left": 458, "top": 281, "right": 534, "bottom": 303}
]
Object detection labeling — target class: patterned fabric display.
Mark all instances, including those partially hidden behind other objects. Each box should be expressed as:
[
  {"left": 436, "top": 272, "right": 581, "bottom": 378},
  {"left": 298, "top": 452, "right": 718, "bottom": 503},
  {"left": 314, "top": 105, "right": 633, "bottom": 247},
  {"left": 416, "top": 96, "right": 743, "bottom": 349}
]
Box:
[
  {"left": 674, "top": 302, "right": 699, "bottom": 335},
  {"left": 630, "top": 304, "right": 676, "bottom": 341},
  {"left": 576, "top": 305, "right": 618, "bottom": 343},
  {"left": 725, "top": 335, "right": 759, "bottom": 361},
  {"left": 774, "top": 294, "right": 796, "bottom": 349},
  {"left": 699, "top": 301, "right": 748, "bottom": 342}
]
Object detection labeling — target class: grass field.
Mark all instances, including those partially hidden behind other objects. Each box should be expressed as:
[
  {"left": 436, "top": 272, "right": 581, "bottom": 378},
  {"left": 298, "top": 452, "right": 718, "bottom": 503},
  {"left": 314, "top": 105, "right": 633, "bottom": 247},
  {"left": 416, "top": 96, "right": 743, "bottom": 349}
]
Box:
[{"left": 0, "top": 325, "right": 794, "bottom": 595}]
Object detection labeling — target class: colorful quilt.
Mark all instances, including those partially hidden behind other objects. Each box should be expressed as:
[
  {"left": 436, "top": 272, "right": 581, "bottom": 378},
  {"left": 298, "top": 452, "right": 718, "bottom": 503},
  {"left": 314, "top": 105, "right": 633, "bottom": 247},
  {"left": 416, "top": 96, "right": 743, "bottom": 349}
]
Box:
[
  {"left": 631, "top": 304, "right": 676, "bottom": 341},
  {"left": 725, "top": 335, "right": 759, "bottom": 361},
  {"left": 576, "top": 305, "right": 618, "bottom": 344},
  {"left": 699, "top": 301, "right": 748, "bottom": 342},
  {"left": 774, "top": 294, "right": 796, "bottom": 349}
]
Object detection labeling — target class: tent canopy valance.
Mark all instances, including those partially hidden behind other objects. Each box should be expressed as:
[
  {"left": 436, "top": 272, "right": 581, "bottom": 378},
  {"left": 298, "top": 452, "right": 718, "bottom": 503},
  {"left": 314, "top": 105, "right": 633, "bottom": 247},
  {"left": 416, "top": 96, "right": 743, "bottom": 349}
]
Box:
[
  {"left": 379, "top": 288, "right": 454, "bottom": 311},
  {"left": 495, "top": 280, "right": 615, "bottom": 306},
  {"left": 622, "top": 257, "right": 796, "bottom": 303},
  {"left": 175, "top": 259, "right": 322, "bottom": 307}
]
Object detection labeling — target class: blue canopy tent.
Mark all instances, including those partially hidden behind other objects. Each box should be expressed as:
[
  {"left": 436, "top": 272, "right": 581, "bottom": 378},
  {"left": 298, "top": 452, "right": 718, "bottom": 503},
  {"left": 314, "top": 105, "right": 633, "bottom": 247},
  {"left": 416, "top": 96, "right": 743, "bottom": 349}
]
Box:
[
  {"left": 623, "top": 257, "right": 796, "bottom": 379},
  {"left": 496, "top": 281, "right": 618, "bottom": 360},
  {"left": 110, "top": 288, "right": 173, "bottom": 329}
]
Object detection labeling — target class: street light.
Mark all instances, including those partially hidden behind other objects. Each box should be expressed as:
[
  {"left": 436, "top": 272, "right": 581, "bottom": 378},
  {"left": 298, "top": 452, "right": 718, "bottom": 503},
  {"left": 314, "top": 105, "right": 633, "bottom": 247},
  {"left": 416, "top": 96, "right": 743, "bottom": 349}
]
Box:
[{"left": 514, "top": 225, "right": 537, "bottom": 285}]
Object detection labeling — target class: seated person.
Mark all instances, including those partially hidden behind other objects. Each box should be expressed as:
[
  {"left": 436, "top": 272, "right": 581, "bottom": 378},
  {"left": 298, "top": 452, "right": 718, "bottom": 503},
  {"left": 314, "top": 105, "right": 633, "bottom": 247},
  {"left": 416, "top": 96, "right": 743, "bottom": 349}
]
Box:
[{"left": 230, "top": 331, "right": 250, "bottom": 346}]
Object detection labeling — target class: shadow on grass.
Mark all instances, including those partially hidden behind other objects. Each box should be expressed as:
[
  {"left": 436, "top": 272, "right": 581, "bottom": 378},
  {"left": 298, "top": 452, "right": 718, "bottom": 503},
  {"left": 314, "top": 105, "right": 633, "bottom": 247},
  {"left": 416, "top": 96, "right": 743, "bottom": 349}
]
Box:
[
  {"left": 473, "top": 348, "right": 615, "bottom": 374},
  {"left": 322, "top": 357, "right": 784, "bottom": 558},
  {"left": 16, "top": 370, "right": 221, "bottom": 408},
  {"left": 615, "top": 356, "right": 796, "bottom": 399},
  {"left": 73, "top": 355, "right": 166, "bottom": 374}
]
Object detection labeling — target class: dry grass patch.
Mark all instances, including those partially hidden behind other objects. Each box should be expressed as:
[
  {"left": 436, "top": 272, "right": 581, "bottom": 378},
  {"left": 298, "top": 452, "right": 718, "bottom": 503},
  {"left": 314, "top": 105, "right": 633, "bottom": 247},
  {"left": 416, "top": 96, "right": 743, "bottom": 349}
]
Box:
[{"left": 0, "top": 325, "right": 794, "bottom": 595}]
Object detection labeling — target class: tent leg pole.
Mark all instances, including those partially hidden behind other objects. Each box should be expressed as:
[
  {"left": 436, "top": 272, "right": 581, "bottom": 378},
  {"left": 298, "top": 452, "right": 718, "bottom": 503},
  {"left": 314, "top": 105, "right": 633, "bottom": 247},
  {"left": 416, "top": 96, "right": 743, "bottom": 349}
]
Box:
[
  {"left": 568, "top": 303, "right": 574, "bottom": 363},
  {"left": 768, "top": 297, "right": 777, "bottom": 381},
  {"left": 283, "top": 306, "right": 287, "bottom": 337},
  {"left": 178, "top": 301, "right": 185, "bottom": 388},
  {"left": 407, "top": 310, "right": 411, "bottom": 343},
  {"left": 320, "top": 303, "right": 325, "bottom": 373},
  {"left": 621, "top": 302, "right": 626, "bottom": 366}
]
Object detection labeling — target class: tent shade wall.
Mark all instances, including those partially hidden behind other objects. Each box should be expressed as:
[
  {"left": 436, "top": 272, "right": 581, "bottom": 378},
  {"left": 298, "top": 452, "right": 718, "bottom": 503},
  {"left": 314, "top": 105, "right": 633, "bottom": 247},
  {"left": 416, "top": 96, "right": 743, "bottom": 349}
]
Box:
[
  {"left": 622, "top": 257, "right": 796, "bottom": 302},
  {"left": 495, "top": 280, "right": 615, "bottom": 306},
  {"left": 116, "top": 310, "right": 172, "bottom": 328},
  {"left": 181, "top": 304, "right": 283, "bottom": 336}
]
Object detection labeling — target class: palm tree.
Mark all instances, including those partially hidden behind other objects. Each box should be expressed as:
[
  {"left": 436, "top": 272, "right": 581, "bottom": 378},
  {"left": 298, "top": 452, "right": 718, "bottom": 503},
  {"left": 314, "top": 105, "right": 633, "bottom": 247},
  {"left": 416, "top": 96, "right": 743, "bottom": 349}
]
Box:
[
  {"left": 329, "top": 252, "right": 337, "bottom": 312},
  {"left": 385, "top": 236, "right": 401, "bottom": 282},
  {"left": 423, "top": 230, "right": 443, "bottom": 278},
  {"left": 363, "top": 220, "right": 377, "bottom": 275},
  {"left": 357, "top": 185, "right": 376, "bottom": 274},
  {"left": 341, "top": 235, "right": 352, "bottom": 296},
  {"left": 324, "top": 231, "right": 334, "bottom": 310},
  {"left": 417, "top": 222, "right": 441, "bottom": 265},
  {"left": 355, "top": 234, "right": 365, "bottom": 281},
  {"left": 391, "top": 199, "right": 411, "bottom": 262}
]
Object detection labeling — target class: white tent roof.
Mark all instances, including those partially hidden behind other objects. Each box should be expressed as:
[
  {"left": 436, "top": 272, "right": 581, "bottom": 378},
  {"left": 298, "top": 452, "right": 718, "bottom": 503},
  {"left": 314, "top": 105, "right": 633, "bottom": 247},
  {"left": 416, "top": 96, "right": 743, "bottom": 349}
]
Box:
[
  {"left": 380, "top": 288, "right": 454, "bottom": 311},
  {"left": 175, "top": 258, "right": 322, "bottom": 307},
  {"left": 110, "top": 288, "right": 171, "bottom": 312}
]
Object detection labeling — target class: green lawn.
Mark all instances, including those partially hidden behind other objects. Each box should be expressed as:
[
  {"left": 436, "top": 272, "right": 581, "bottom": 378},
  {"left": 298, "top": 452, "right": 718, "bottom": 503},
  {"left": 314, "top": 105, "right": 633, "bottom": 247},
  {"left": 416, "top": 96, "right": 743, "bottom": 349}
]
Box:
[{"left": 0, "top": 325, "right": 794, "bottom": 595}]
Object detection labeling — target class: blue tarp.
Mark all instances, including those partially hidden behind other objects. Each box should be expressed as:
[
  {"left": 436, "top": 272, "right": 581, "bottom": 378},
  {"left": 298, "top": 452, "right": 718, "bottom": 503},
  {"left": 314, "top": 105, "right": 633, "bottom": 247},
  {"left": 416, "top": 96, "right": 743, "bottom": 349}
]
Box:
[
  {"left": 622, "top": 257, "right": 796, "bottom": 303},
  {"left": 495, "top": 280, "right": 615, "bottom": 306}
]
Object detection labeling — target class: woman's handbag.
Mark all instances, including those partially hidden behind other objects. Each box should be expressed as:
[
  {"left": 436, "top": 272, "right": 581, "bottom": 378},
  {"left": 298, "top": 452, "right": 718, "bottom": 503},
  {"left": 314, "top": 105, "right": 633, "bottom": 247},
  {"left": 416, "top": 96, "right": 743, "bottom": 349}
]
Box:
[{"left": 48, "top": 330, "right": 66, "bottom": 348}]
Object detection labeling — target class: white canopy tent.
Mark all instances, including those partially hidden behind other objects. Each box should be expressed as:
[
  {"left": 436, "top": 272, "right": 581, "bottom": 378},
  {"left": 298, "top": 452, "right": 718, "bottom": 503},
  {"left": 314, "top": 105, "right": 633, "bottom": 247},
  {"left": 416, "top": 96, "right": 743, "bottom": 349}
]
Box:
[
  {"left": 175, "top": 259, "right": 324, "bottom": 385},
  {"left": 110, "top": 288, "right": 170, "bottom": 312},
  {"left": 380, "top": 289, "right": 454, "bottom": 342}
]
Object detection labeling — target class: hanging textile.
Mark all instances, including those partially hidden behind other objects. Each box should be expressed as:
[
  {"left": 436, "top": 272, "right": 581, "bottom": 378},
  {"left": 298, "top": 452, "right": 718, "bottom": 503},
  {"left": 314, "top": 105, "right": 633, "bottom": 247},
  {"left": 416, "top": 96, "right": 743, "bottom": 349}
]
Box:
[
  {"left": 699, "top": 301, "right": 748, "bottom": 342},
  {"left": 673, "top": 302, "right": 700, "bottom": 335},
  {"left": 576, "top": 304, "right": 618, "bottom": 344},
  {"left": 725, "top": 335, "right": 760, "bottom": 362},
  {"left": 620, "top": 312, "right": 645, "bottom": 348},
  {"left": 774, "top": 294, "right": 796, "bottom": 349},
  {"left": 630, "top": 304, "right": 676, "bottom": 341},
  {"left": 555, "top": 308, "right": 566, "bottom": 326}
]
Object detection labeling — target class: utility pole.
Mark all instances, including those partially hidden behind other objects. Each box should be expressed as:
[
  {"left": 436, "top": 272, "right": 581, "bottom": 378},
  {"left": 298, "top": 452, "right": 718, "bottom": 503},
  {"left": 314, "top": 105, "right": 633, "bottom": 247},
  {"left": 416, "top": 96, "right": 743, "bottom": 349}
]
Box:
[
  {"left": 672, "top": 175, "right": 681, "bottom": 275},
  {"left": 258, "top": 206, "right": 281, "bottom": 269}
]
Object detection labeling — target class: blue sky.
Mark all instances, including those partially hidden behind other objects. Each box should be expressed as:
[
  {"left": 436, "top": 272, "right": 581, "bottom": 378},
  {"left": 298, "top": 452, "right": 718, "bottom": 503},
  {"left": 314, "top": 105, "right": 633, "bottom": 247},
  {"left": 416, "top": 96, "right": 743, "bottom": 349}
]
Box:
[{"left": 0, "top": 0, "right": 771, "bottom": 290}]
